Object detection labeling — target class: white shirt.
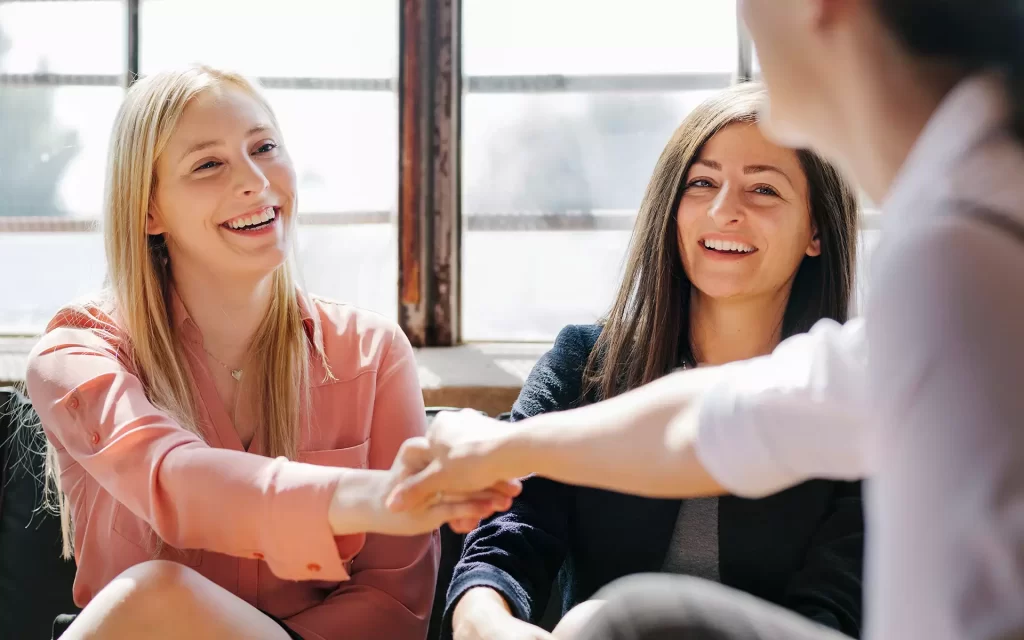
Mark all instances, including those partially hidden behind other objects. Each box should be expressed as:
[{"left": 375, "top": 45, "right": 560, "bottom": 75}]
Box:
[{"left": 695, "top": 75, "right": 1024, "bottom": 640}]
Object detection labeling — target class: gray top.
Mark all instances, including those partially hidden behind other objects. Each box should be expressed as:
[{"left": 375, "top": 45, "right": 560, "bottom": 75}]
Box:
[{"left": 661, "top": 496, "right": 720, "bottom": 581}]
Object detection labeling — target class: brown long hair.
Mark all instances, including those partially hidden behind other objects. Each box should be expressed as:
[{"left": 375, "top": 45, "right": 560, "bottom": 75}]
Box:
[{"left": 583, "top": 83, "right": 859, "bottom": 401}]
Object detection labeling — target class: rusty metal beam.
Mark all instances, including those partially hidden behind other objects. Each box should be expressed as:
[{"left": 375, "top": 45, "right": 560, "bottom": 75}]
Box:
[{"left": 398, "top": 0, "right": 461, "bottom": 347}]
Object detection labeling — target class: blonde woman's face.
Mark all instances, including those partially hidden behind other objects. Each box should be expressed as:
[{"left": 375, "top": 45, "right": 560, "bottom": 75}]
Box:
[{"left": 149, "top": 86, "right": 296, "bottom": 281}]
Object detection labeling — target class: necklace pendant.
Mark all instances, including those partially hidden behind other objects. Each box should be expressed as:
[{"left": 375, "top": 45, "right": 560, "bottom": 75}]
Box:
[{"left": 231, "top": 369, "right": 243, "bottom": 381}]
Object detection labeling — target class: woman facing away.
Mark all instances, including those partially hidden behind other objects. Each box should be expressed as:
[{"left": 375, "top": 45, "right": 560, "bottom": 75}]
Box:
[
  {"left": 446, "top": 84, "right": 864, "bottom": 640},
  {"left": 25, "top": 65, "right": 517, "bottom": 640},
  {"left": 386, "top": 1, "right": 1024, "bottom": 639}
]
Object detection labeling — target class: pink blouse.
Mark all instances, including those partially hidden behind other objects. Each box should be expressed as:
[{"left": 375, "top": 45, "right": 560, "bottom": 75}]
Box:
[{"left": 25, "top": 291, "right": 438, "bottom": 640}]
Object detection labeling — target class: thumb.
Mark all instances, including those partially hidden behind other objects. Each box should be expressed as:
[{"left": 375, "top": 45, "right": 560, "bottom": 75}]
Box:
[
  {"left": 386, "top": 461, "right": 446, "bottom": 512},
  {"left": 395, "top": 437, "right": 434, "bottom": 478}
]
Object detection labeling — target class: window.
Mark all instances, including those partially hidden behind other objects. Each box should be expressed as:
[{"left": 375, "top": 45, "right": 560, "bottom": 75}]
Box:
[
  {"left": 1, "top": 1, "right": 878, "bottom": 341},
  {"left": 0, "top": 0, "right": 398, "bottom": 332},
  {"left": 461, "top": 0, "right": 739, "bottom": 340}
]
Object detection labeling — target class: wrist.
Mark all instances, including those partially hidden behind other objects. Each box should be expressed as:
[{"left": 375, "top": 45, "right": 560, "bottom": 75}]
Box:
[
  {"left": 499, "top": 413, "right": 557, "bottom": 479},
  {"left": 327, "top": 469, "right": 386, "bottom": 536},
  {"left": 453, "top": 587, "right": 513, "bottom": 635}
]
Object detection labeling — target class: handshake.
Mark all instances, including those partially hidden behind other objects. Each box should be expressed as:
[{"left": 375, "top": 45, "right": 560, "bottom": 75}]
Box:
[{"left": 327, "top": 410, "right": 530, "bottom": 538}]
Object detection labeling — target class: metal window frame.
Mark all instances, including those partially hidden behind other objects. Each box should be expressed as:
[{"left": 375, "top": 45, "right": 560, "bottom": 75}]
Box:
[{"left": 2, "top": 0, "right": 880, "bottom": 344}]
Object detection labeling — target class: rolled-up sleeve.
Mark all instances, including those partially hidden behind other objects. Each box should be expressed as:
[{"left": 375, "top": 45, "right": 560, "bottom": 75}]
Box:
[
  {"left": 26, "top": 309, "right": 355, "bottom": 582},
  {"left": 694, "top": 318, "right": 871, "bottom": 498}
]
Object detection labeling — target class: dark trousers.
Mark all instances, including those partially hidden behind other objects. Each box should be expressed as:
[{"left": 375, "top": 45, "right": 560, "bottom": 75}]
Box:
[{"left": 577, "top": 575, "right": 852, "bottom": 640}]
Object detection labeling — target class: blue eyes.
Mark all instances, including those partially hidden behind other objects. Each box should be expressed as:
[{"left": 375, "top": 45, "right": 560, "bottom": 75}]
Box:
[{"left": 192, "top": 141, "right": 278, "bottom": 173}]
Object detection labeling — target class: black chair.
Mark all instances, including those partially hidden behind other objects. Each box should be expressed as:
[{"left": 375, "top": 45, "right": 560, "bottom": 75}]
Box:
[{"left": 0, "top": 387, "right": 79, "bottom": 640}]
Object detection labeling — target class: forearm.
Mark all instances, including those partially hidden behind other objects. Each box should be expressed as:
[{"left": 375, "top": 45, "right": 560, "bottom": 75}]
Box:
[{"left": 502, "top": 367, "right": 728, "bottom": 499}]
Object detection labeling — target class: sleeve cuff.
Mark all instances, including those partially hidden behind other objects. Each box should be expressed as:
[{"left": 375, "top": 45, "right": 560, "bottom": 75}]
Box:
[
  {"left": 443, "top": 565, "right": 535, "bottom": 639},
  {"left": 262, "top": 458, "right": 358, "bottom": 582},
  {"left": 694, "top": 362, "right": 803, "bottom": 499}
]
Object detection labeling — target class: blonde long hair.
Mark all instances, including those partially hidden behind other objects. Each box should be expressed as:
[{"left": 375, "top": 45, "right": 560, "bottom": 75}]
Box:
[{"left": 47, "top": 65, "right": 330, "bottom": 558}]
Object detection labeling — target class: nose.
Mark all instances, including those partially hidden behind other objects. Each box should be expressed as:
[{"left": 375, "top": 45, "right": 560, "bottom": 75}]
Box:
[
  {"left": 233, "top": 155, "right": 270, "bottom": 198},
  {"left": 707, "top": 180, "right": 744, "bottom": 227}
]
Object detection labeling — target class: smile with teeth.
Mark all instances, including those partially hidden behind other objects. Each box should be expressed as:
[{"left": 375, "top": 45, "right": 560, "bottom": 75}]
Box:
[
  {"left": 224, "top": 206, "right": 277, "bottom": 230},
  {"left": 702, "top": 238, "right": 756, "bottom": 254}
]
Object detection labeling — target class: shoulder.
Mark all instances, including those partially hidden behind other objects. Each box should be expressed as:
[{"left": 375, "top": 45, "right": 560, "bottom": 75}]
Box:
[
  {"left": 307, "top": 296, "right": 411, "bottom": 382},
  {"left": 30, "top": 296, "right": 126, "bottom": 363},
  {"left": 550, "top": 324, "right": 603, "bottom": 360},
  {"left": 512, "top": 324, "right": 602, "bottom": 419},
  {"left": 537, "top": 323, "right": 603, "bottom": 380}
]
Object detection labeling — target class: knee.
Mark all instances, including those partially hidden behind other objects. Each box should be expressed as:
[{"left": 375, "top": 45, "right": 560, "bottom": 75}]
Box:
[
  {"left": 113, "top": 560, "right": 204, "bottom": 614},
  {"left": 577, "top": 575, "right": 725, "bottom": 640}
]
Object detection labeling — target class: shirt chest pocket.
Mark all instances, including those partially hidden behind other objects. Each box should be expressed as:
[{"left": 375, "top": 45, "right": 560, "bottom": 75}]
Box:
[
  {"left": 297, "top": 439, "right": 371, "bottom": 469},
  {"left": 112, "top": 503, "right": 203, "bottom": 567}
]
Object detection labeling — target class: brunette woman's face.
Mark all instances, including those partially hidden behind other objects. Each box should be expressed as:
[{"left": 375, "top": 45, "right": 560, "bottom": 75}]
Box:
[{"left": 676, "top": 122, "right": 819, "bottom": 302}]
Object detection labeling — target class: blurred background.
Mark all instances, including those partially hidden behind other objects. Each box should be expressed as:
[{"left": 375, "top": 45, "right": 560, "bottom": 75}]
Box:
[{"left": 0, "top": 0, "right": 878, "bottom": 342}]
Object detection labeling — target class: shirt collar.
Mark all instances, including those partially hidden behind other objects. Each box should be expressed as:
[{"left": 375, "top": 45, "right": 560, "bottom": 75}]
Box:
[{"left": 882, "top": 73, "right": 1010, "bottom": 223}]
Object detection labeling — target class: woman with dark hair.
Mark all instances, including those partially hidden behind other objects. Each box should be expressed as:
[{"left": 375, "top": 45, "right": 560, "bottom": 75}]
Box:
[
  {"left": 387, "top": 1, "right": 1024, "bottom": 639},
  {"left": 444, "top": 83, "right": 864, "bottom": 640}
]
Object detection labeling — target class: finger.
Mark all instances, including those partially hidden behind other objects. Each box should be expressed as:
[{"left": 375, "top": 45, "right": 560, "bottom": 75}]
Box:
[
  {"left": 488, "top": 478, "right": 523, "bottom": 498},
  {"left": 395, "top": 437, "right": 433, "bottom": 475},
  {"left": 430, "top": 499, "right": 495, "bottom": 526},
  {"left": 447, "top": 518, "right": 481, "bottom": 534},
  {"left": 439, "top": 488, "right": 511, "bottom": 507},
  {"left": 386, "top": 462, "right": 446, "bottom": 512}
]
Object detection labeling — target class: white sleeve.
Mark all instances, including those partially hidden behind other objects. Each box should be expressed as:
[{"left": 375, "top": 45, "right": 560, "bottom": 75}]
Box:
[
  {"left": 864, "top": 217, "right": 1024, "bottom": 640},
  {"left": 693, "top": 317, "right": 871, "bottom": 498}
]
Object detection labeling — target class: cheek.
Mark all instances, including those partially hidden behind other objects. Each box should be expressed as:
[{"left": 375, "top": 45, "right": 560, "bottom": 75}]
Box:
[
  {"left": 762, "top": 217, "right": 814, "bottom": 273},
  {"left": 267, "top": 158, "right": 298, "bottom": 200},
  {"left": 154, "top": 182, "right": 219, "bottom": 236}
]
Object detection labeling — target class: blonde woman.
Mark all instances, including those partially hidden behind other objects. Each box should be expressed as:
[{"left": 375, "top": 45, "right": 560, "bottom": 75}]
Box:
[{"left": 26, "top": 65, "right": 517, "bottom": 640}]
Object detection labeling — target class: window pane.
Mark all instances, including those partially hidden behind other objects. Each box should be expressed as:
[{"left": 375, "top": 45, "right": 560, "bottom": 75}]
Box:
[
  {"left": 266, "top": 90, "right": 397, "bottom": 214},
  {"left": 140, "top": 0, "right": 397, "bottom": 78},
  {"left": 296, "top": 225, "right": 397, "bottom": 322},
  {"left": 0, "top": 1, "right": 125, "bottom": 75},
  {"left": 0, "top": 85, "right": 122, "bottom": 217},
  {"left": 0, "top": 233, "right": 107, "bottom": 332},
  {"left": 462, "top": 91, "right": 719, "bottom": 341},
  {"left": 464, "top": 0, "right": 737, "bottom": 76}
]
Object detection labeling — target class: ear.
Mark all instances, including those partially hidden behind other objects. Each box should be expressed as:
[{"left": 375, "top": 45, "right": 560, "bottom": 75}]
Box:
[
  {"left": 146, "top": 202, "right": 166, "bottom": 235},
  {"left": 806, "top": 226, "right": 822, "bottom": 257}
]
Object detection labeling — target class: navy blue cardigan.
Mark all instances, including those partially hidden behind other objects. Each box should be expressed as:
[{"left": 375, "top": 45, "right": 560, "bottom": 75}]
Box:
[{"left": 444, "top": 325, "right": 864, "bottom": 637}]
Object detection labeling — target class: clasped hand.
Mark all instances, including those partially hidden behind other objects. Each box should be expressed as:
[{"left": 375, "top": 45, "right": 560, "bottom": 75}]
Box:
[{"left": 386, "top": 409, "right": 525, "bottom": 522}]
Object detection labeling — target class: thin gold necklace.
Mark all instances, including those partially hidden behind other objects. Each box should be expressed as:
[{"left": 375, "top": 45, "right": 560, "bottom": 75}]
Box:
[{"left": 201, "top": 344, "right": 243, "bottom": 381}]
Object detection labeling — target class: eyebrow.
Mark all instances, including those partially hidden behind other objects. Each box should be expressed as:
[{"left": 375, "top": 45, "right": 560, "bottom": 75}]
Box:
[
  {"left": 180, "top": 125, "right": 273, "bottom": 160},
  {"left": 694, "top": 159, "right": 794, "bottom": 187}
]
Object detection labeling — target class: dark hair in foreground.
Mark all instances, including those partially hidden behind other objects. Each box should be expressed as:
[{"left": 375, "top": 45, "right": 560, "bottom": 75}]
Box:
[{"left": 875, "top": 0, "right": 1024, "bottom": 140}]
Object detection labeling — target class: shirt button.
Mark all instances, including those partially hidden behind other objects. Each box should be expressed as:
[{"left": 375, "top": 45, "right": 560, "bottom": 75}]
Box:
[
  {"left": 307, "top": 563, "right": 321, "bottom": 573},
  {"left": 90, "top": 432, "right": 100, "bottom": 445},
  {"left": 68, "top": 397, "right": 79, "bottom": 410},
  {"left": 252, "top": 552, "right": 264, "bottom": 560}
]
